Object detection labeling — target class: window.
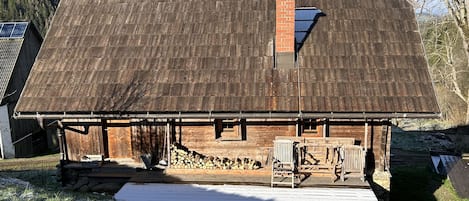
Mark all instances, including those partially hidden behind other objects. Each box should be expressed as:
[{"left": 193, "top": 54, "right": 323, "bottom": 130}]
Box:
[
  {"left": 302, "top": 119, "right": 318, "bottom": 134},
  {"left": 215, "top": 119, "right": 246, "bottom": 141},
  {"left": 221, "top": 119, "right": 235, "bottom": 132},
  {"left": 295, "top": 8, "right": 323, "bottom": 51},
  {"left": 0, "top": 22, "right": 28, "bottom": 38}
]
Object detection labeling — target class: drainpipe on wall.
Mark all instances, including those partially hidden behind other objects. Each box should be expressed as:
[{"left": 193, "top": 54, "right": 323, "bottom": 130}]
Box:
[
  {"left": 56, "top": 123, "right": 67, "bottom": 186},
  {"left": 57, "top": 127, "right": 64, "bottom": 161}
]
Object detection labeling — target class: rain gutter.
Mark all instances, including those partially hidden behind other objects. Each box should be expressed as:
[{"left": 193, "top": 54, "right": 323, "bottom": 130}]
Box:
[{"left": 14, "top": 111, "right": 442, "bottom": 120}]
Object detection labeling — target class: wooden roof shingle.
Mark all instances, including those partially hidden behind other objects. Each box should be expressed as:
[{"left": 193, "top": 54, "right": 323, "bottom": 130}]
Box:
[{"left": 16, "top": 0, "right": 440, "bottom": 117}]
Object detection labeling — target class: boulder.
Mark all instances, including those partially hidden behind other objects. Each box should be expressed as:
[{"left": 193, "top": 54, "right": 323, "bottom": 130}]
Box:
[{"left": 72, "top": 177, "right": 89, "bottom": 190}]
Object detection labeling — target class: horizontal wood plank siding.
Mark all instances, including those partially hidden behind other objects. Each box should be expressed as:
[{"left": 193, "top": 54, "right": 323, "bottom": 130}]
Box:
[
  {"left": 179, "top": 122, "right": 296, "bottom": 165},
  {"left": 63, "top": 120, "right": 391, "bottom": 173}
]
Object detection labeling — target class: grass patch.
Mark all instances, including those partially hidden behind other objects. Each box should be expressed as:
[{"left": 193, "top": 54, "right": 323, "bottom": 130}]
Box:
[
  {"left": 391, "top": 165, "right": 469, "bottom": 201},
  {"left": 434, "top": 178, "right": 469, "bottom": 201},
  {"left": 0, "top": 154, "right": 113, "bottom": 200},
  {"left": 0, "top": 154, "right": 60, "bottom": 171},
  {"left": 0, "top": 170, "right": 113, "bottom": 201}
]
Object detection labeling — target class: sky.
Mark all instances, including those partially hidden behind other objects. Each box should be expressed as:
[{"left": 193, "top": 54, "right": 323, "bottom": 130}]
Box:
[{"left": 415, "top": 0, "right": 448, "bottom": 16}]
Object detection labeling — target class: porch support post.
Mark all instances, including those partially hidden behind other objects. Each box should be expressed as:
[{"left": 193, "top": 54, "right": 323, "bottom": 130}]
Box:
[
  {"left": 323, "top": 119, "right": 327, "bottom": 138},
  {"left": 101, "top": 119, "right": 109, "bottom": 158},
  {"left": 166, "top": 120, "right": 171, "bottom": 168},
  {"left": 364, "top": 121, "right": 368, "bottom": 150},
  {"left": 295, "top": 119, "right": 299, "bottom": 137}
]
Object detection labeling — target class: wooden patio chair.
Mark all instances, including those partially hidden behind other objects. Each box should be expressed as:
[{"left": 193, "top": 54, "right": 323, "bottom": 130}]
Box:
[
  {"left": 297, "top": 143, "right": 342, "bottom": 182},
  {"left": 340, "top": 145, "right": 366, "bottom": 182},
  {"left": 271, "top": 139, "right": 299, "bottom": 188}
]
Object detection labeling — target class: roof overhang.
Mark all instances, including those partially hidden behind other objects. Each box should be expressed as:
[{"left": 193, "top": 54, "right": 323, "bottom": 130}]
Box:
[{"left": 14, "top": 111, "right": 441, "bottom": 120}]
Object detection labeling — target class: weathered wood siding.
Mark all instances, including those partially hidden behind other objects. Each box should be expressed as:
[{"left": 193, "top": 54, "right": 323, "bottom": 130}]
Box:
[
  {"left": 108, "top": 126, "right": 132, "bottom": 159},
  {"left": 65, "top": 126, "right": 104, "bottom": 161},
  {"left": 64, "top": 120, "right": 166, "bottom": 162},
  {"left": 63, "top": 119, "right": 391, "bottom": 173},
  {"left": 130, "top": 122, "right": 166, "bottom": 162},
  {"left": 177, "top": 121, "right": 297, "bottom": 165}
]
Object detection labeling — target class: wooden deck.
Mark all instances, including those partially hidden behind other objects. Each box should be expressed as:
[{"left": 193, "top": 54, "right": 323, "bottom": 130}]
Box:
[
  {"left": 65, "top": 159, "right": 370, "bottom": 189},
  {"left": 130, "top": 168, "right": 369, "bottom": 188}
]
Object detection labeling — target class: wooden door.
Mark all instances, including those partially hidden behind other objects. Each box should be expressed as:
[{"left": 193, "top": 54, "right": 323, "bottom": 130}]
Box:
[{"left": 107, "top": 122, "right": 132, "bottom": 159}]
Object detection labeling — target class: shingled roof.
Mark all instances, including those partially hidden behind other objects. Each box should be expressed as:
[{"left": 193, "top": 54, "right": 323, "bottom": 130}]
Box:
[
  {"left": 0, "top": 22, "right": 30, "bottom": 103},
  {"left": 15, "top": 0, "right": 440, "bottom": 118}
]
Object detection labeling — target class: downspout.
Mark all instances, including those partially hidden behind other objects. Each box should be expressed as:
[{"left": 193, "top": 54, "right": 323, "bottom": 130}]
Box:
[
  {"left": 296, "top": 51, "right": 302, "bottom": 136},
  {"left": 57, "top": 126, "right": 65, "bottom": 161},
  {"left": 56, "top": 121, "right": 67, "bottom": 186},
  {"left": 57, "top": 121, "right": 68, "bottom": 161},
  {"left": 296, "top": 51, "right": 302, "bottom": 120}
]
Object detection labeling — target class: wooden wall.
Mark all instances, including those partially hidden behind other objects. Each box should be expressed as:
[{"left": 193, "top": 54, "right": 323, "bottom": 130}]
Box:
[
  {"left": 177, "top": 120, "right": 297, "bottom": 165},
  {"left": 130, "top": 122, "right": 165, "bottom": 162},
  {"left": 64, "top": 120, "right": 166, "bottom": 162},
  {"left": 63, "top": 119, "right": 391, "bottom": 173},
  {"left": 65, "top": 126, "right": 104, "bottom": 161}
]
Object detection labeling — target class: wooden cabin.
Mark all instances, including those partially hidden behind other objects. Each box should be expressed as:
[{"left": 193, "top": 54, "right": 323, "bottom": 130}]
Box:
[
  {"left": 0, "top": 22, "right": 47, "bottom": 158},
  {"left": 15, "top": 0, "right": 439, "bottom": 192}
]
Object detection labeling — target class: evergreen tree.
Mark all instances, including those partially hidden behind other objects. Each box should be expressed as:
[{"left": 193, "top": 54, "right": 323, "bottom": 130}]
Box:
[{"left": 0, "top": 0, "right": 58, "bottom": 37}]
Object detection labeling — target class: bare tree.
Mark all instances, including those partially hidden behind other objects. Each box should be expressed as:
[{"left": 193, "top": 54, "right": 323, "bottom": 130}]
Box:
[
  {"left": 408, "top": 0, "right": 429, "bottom": 15},
  {"left": 443, "top": 0, "right": 469, "bottom": 124},
  {"left": 422, "top": 17, "right": 468, "bottom": 123}
]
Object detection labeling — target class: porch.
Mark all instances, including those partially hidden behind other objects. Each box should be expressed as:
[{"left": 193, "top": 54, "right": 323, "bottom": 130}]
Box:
[{"left": 62, "top": 158, "right": 370, "bottom": 191}]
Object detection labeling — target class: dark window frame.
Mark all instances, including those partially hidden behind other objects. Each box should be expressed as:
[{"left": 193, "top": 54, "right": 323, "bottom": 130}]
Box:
[
  {"left": 302, "top": 119, "right": 318, "bottom": 134},
  {"left": 215, "top": 119, "right": 246, "bottom": 141}
]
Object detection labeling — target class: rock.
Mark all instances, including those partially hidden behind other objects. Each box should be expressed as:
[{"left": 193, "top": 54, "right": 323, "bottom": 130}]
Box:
[
  {"left": 78, "top": 184, "right": 90, "bottom": 192},
  {"left": 72, "top": 177, "right": 89, "bottom": 190},
  {"left": 87, "top": 180, "right": 99, "bottom": 188},
  {"left": 91, "top": 182, "right": 123, "bottom": 193}
]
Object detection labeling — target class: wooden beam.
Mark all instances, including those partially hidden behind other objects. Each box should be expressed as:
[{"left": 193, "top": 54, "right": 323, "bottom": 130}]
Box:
[
  {"left": 101, "top": 119, "right": 109, "bottom": 158},
  {"left": 323, "top": 119, "right": 327, "bottom": 138},
  {"left": 296, "top": 119, "right": 299, "bottom": 137},
  {"left": 166, "top": 120, "right": 171, "bottom": 168},
  {"left": 364, "top": 122, "right": 368, "bottom": 151}
]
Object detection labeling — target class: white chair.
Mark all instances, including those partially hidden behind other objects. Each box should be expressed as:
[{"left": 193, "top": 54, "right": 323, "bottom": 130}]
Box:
[{"left": 271, "top": 140, "right": 298, "bottom": 188}]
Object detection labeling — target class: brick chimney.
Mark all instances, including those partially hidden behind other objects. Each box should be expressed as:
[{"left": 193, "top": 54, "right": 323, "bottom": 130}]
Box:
[{"left": 275, "top": 0, "right": 295, "bottom": 69}]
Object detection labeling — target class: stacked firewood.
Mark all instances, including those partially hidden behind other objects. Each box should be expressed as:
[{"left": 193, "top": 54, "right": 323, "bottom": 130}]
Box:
[{"left": 170, "top": 144, "right": 260, "bottom": 170}]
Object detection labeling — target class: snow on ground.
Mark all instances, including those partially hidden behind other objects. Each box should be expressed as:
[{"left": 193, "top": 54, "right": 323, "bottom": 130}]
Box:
[{"left": 114, "top": 183, "right": 378, "bottom": 201}]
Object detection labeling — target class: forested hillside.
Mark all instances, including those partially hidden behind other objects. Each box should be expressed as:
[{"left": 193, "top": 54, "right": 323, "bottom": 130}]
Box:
[{"left": 0, "top": 0, "right": 58, "bottom": 36}]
